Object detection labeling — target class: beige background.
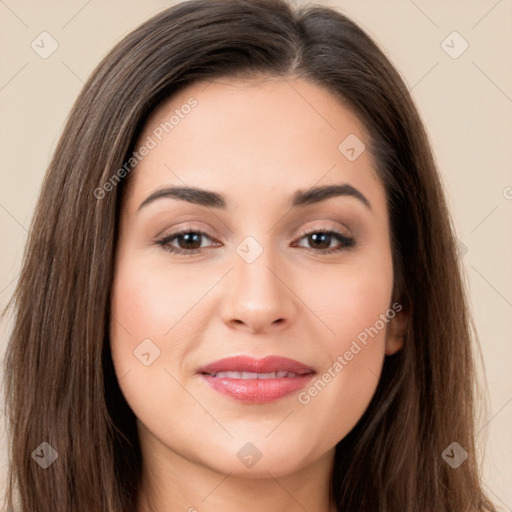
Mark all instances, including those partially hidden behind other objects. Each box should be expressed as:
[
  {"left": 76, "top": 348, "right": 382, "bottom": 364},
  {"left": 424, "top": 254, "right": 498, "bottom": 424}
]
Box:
[{"left": 1, "top": 0, "right": 511, "bottom": 508}]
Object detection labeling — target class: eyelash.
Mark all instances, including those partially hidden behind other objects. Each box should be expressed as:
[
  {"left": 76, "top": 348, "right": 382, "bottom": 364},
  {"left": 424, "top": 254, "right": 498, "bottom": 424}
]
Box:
[{"left": 156, "top": 226, "right": 355, "bottom": 257}]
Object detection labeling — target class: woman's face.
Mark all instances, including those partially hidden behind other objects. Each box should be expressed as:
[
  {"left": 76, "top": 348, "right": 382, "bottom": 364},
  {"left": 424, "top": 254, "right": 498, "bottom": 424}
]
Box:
[{"left": 110, "top": 75, "right": 404, "bottom": 479}]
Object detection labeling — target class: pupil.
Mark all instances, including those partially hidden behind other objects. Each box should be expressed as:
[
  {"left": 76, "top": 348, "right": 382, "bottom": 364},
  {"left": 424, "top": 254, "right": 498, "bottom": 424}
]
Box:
[
  {"left": 179, "top": 233, "right": 201, "bottom": 249},
  {"left": 310, "top": 233, "right": 330, "bottom": 249}
]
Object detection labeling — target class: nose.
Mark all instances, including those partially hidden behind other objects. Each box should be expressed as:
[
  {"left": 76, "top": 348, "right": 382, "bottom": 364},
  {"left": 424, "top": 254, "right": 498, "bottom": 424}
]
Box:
[{"left": 220, "top": 242, "right": 297, "bottom": 335}]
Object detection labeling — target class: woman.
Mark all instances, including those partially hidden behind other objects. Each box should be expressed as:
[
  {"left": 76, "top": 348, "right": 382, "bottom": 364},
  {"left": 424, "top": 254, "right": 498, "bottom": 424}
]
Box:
[{"left": 2, "top": 0, "right": 496, "bottom": 511}]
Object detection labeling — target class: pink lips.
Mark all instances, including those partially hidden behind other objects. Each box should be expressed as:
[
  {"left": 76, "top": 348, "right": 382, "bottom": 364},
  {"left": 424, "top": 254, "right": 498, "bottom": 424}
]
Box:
[{"left": 197, "top": 356, "right": 316, "bottom": 404}]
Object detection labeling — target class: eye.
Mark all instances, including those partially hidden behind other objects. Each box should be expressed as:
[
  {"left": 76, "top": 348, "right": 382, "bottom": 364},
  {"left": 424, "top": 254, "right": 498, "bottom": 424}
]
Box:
[
  {"left": 293, "top": 228, "right": 355, "bottom": 253},
  {"left": 156, "top": 228, "right": 219, "bottom": 256}
]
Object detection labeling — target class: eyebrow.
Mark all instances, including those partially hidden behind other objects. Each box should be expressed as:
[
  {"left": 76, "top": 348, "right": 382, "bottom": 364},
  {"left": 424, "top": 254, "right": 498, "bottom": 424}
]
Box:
[{"left": 137, "top": 183, "right": 371, "bottom": 211}]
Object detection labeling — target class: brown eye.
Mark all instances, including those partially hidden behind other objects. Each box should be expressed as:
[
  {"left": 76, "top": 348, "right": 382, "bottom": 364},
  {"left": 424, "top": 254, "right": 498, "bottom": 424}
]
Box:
[
  {"left": 173, "top": 232, "right": 203, "bottom": 250},
  {"left": 294, "top": 229, "right": 355, "bottom": 253},
  {"left": 307, "top": 232, "right": 333, "bottom": 250},
  {"left": 157, "top": 229, "right": 218, "bottom": 256}
]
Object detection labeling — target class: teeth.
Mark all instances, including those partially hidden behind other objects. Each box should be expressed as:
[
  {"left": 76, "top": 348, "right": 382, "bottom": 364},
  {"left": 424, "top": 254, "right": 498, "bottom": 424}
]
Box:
[{"left": 211, "top": 371, "right": 300, "bottom": 379}]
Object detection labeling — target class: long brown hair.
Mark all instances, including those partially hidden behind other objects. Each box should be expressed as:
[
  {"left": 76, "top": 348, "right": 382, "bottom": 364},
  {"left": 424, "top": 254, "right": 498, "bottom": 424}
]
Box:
[{"left": 2, "top": 1, "right": 496, "bottom": 511}]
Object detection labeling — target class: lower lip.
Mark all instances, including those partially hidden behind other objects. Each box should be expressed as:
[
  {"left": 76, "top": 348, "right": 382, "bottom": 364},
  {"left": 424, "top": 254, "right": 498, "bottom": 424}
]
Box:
[{"left": 200, "top": 373, "right": 316, "bottom": 403}]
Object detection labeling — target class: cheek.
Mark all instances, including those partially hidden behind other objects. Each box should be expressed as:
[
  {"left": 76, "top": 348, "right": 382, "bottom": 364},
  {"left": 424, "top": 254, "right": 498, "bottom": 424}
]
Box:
[
  {"left": 108, "top": 253, "right": 207, "bottom": 385},
  {"left": 108, "top": 255, "right": 208, "bottom": 428},
  {"left": 110, "top": 253, "right": 211, "bottom": 342},
  {"left": 294, "top": 252, "right": 393, "bottom": 437},
  {"left": 303, "top": 250, "right": 394, "bottom": 354}
]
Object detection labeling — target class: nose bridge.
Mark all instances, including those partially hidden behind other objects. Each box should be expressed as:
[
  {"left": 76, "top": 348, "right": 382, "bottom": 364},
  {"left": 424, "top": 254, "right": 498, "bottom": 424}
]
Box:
[{"left": 221, "top": 233, "right": 295, "bottom": 332}]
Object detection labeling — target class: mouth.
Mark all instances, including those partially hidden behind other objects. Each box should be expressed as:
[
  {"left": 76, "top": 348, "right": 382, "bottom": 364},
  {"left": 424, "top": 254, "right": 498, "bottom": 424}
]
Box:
[
  {"left": 203, "top": 370, "right": 306, "bottom": 379},
  {"left": 197, "top": 355, "right": 316, "bottom": 404}
]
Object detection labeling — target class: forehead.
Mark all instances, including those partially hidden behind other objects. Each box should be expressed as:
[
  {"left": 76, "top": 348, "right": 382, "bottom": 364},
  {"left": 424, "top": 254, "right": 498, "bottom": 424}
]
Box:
[{"left": 123, "top": 75, "right": 385, "bottom": 214}]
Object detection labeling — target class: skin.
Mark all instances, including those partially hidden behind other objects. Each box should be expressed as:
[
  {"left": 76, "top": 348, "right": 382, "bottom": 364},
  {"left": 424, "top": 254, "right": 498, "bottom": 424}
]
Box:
[{"left": 110, "top": 75, "right": 406, "bottom": 512}]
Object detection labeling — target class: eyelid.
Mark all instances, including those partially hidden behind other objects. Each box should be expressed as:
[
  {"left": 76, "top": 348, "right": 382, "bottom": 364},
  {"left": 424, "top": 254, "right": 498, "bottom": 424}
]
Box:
[
  {"left": 156, "top": 221, "right": 351, "bottom": 244},
  {"left": 156, "top": 222, "right": 216, "bottom": 240},
  {"left": 294, "top": 221, "right": 352, "bottom": 239}
]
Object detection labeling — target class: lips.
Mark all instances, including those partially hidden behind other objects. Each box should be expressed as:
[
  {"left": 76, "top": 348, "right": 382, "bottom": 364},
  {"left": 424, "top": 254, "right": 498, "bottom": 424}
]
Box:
[
  {"left": 207, "top": 370, "right": 301, "bottom": 379},
  {"left": 197, "top": 356, "right": 316, "bottom": 404},
  {"left": 197, "top": 355, "right": 315, "bottom": 376}
]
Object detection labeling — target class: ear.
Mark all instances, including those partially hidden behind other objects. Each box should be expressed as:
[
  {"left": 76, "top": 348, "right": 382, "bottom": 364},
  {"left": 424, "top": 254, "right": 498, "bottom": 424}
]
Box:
[{"left": 384, "top": 307, "right": 408, "bottom": 355}]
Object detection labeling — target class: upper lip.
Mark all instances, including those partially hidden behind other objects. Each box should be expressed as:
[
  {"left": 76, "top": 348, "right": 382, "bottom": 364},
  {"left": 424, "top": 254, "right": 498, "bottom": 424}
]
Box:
[{"left": 197, "top": 356, "right": 316, "bottom": 376}]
